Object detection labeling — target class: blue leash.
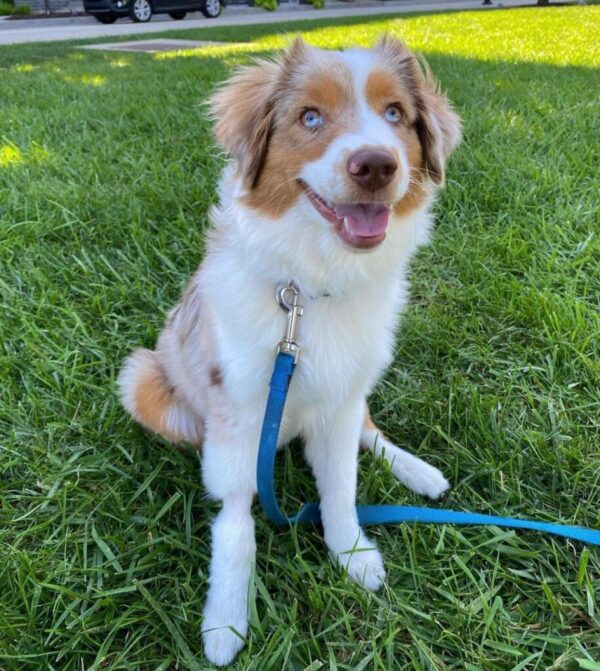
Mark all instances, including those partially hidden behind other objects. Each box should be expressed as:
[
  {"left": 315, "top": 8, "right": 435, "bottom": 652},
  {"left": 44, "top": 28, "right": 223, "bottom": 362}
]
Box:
[{"left": 257, "top": 348, "right": 600, "bottom": 546}]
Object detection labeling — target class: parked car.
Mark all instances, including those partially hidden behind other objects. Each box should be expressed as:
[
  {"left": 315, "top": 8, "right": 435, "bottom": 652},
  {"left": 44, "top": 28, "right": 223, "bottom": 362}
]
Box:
[{"left": 83, "top": 0, "right": 222, "bottom": 23}]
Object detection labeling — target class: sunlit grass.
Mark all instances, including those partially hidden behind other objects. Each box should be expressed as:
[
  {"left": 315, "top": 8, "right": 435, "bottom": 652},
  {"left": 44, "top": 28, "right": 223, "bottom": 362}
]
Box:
[
  {"left": 12, "top": 63, "right": 38, "bottom": 73},
  {"left": 0, "top": 143, "right": 23, "bottom": 166},
  {"left": 74, "top": 73, "right": 107, "bottom": 87},
  {"left": 0, "top": 6, "right": 599, "bottom": 671},
  {"left": 0, "top": 142, "right": 51, "bottom": 169},
  {"left": 148, "top": 6, "right": 600, "bottom": 67}
]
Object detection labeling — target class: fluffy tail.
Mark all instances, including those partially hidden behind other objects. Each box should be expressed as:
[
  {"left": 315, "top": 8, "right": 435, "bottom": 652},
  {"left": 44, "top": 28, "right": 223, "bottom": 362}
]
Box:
[{"left": 117, "top": 348, "right": 203, "bottom": 448}]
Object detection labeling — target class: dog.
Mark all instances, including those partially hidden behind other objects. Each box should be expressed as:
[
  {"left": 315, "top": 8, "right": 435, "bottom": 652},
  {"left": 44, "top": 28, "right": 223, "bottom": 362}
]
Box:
[{"left": 118, "top": 35, "right": 461, "bottom": 666}]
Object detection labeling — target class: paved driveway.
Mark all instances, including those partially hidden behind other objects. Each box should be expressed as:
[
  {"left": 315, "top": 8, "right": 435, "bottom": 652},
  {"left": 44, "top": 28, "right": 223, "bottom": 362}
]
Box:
[{"left": 0, "top": 0, "right": 530, "bottom": 46}]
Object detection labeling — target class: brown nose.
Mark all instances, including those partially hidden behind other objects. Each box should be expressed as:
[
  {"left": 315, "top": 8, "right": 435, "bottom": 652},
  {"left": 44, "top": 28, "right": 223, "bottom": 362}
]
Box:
[{"left": 346, "top": 150, "right": 398, "bottom": 191}]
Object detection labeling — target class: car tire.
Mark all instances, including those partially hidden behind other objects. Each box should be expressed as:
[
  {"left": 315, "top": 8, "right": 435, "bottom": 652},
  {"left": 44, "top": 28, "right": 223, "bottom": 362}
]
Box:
[
  {"left": 95, "top": 13, "right": 118, "bottom": 22},
  {"left": 200, "top": 0, "right": 221, "bottom": 17},
  {"left": 169, "top": 10, "right": 186, "bottom": 18},
  {"left": 130, "top": 0, "right": 152, "bottom": 22}
]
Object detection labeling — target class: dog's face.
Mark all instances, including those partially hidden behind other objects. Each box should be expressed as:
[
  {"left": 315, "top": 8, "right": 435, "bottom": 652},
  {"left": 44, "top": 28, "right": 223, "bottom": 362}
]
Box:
[{"left": 210, "top": 36, "right": 461, "bottom": 252}]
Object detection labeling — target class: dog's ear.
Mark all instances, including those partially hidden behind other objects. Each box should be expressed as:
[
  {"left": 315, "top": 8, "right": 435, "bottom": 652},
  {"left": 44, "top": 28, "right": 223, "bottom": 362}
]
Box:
[
  {"left": 208, "top": 59, "right": 280, "bottom": 188},
  {"left": 414, "top": 73, "right": 462, "bottom": 185},
  {"left": 208, "top": 38, "right": 308, "bottom": 188},
  {"left": 376, "top": 35, "right": 462, "bottom": 185}
]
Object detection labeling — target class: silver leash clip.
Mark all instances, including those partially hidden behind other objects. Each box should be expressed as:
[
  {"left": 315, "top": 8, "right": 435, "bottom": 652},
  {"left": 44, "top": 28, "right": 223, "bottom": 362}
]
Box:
[{"left": 276, "top": 282, "right": 303, "bottom": 363}]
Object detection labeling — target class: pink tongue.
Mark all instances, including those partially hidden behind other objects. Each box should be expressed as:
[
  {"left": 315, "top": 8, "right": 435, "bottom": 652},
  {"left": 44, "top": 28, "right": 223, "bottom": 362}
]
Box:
[{"left": 334, "top": 203, "right": 390, "bottom": 237}]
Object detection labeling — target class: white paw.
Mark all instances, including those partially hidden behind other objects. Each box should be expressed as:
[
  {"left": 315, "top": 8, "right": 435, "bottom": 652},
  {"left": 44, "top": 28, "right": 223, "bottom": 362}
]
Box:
[
  {"left": 203, "top": 625, "right": 245, "bottom": 667},
  {"left": 202, "top": 597, "right": 247, "bottom": 667},
  {"left": 336, "top": 537, "right": 386, "bottom": 591},
  {"left": 390, "top": 457, "right": 450, "bottom": 500}
]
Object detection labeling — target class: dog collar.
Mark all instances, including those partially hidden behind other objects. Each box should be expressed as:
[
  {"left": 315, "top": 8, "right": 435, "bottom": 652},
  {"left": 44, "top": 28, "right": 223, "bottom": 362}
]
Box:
[{"left": 279, "top": 281, "right": 333, "bottom": 301}]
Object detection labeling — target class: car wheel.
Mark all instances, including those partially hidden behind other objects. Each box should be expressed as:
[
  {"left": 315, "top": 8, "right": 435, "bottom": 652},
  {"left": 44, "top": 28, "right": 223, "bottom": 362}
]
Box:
[
  {"left": 130, "top": 0, "right": 152, "bottom": 22},
  {"left": 95, "top": 13, "right": 118, "bottom": 22},
  {"left": 169, "top": 10, "right": 186, "bottom": 18},
  {"left": 200, "top": 0, "right": 221, "bottom": 18}
]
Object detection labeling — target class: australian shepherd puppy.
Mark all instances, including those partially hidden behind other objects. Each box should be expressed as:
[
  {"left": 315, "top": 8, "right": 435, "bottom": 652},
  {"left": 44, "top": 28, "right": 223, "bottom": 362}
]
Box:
[{"left": 118, "top": 35, "right": 461, "bottom": 666}]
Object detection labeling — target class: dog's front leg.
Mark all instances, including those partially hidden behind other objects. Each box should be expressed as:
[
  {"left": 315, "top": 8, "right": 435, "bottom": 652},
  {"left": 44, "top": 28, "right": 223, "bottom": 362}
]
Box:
[
  {"left": 201, "top": 427, "right": 258, "bottom": 667},
  {"left": 305, "top": 397, "right": 386, "bottom": 592}
]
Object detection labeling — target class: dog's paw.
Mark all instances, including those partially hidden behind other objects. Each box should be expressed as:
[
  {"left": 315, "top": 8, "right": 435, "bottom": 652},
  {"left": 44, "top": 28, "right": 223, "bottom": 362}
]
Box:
[
  {"left": 202, "top": 597, "right": 247, "bottom": 667},
  {"left": 336, "top": 535, "right": 386, "bottom": 592},
  {"left": 390, "top": 457, "right": 450, "bottom": 500},
  {"left": 203, "top": 625, "right": 245, "bottom": 667}
]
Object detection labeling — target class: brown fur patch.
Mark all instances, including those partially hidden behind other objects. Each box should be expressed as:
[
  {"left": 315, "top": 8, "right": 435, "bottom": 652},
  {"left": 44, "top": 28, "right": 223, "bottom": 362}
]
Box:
[
  {"left": 133, "top": 362, "right": 184, "bottom": 443},
  {"left": 375, "top": 35, "right": 461, "bottom": 185},
  {"left": 365, "top": 69, "right": 393, "bottom": 112},
  {"left": 209, "top": 366, "right": 222, "bottom": 387},
  {"left": 364, "top": 65, "right": 428, "bottom": 217},
  {"left": 242, "top": 64, "right": 355, "bottom": 219},
  {"left": 365, "top": 68, "right": 430, "bottom": 217},
  {"left": 363, "top": 58, "right": 429, "bottom": 216},
  {"left": 365, "top": 68, "right": 417, "bottom": 123},
  {"left": 209, "top": 58, "right": 281, "bottom": 188},
  {"left": 393, "top": 128, "right": 430, "bottom": 218},
  {"left": 364, "top": 405, "right": 378, "bottom": 432},
  {"left": 364, "top": 67, "right": 431, "bottom": 217},
  {"left": 394, "top": 180, "right": 428, "bottom": 218},
  {"left": 302, "top": 70, "right": 355, "bottom": 116},
  {"left": 415, "top": 78, "right": 462, "bottom": 185}
]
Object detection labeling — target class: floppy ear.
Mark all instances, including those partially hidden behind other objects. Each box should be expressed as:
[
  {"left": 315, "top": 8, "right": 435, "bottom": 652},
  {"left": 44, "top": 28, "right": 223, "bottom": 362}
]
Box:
[
  {"left": 208, "top": 38, "right": 308, "bottom": 188},
  {"left": 414, "top": 74, "right": 462, "bottom": 185},
  {"left": 376, "top": 35, "right": 462, "bottom": 185},
  {"left": 208, "top": 59, "right": 280, "bottom": 188}
]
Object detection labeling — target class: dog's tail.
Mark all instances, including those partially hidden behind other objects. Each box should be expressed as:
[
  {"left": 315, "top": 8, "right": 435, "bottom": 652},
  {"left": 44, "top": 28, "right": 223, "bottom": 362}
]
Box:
[{"left": 117, "top": 348, "right": 203, "bottom": 449}]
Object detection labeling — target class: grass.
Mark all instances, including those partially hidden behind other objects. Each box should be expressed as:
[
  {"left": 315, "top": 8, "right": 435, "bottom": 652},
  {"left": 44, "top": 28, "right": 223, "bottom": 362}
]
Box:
[
  {"left": 1, "top": 5, "right": 599, "bottom": 670},
  {"left": 0, "top": 1, "right": 30, "bottom": 15}
]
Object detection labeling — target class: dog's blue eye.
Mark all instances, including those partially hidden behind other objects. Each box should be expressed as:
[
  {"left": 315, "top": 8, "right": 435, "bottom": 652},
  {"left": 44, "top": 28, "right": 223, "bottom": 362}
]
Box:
[
  {"left": 384, "top": 105, "right": 403, "bottom": 123},
  {"left": 301, "top": 109, "right": 323, "bottom": 129}
]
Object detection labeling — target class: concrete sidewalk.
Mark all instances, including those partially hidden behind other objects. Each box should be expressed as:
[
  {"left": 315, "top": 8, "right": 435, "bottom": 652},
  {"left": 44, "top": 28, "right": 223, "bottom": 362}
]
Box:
[{"left": 0, "top": 0, "right": 533, "bottom": 45}]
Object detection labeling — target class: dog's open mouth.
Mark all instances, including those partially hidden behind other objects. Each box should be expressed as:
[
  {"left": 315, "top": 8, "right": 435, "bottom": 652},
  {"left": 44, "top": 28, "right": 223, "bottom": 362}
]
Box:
[{"left": 299, "top": 181, "right": 389, "bottom": 249}]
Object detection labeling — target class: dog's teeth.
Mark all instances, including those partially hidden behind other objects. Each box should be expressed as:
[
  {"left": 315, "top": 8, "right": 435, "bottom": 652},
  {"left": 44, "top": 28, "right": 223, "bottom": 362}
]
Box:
[{"left": 307, "top": 186, "right": 335, "bottom": 213}]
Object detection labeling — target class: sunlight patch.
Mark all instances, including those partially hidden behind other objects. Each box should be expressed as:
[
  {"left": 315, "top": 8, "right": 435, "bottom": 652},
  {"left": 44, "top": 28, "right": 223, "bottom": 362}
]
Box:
[
  {"left": 13, "top": 63, "right": 38, "bottom": 73},
  {"left": 0, "top": 142, "right": 50, "bottom": 168},
  {"left": 64, "top": 73, "right": 107, "bottom": 87},
  {"left": 110, "top": 58, "right": 131, "bottom": 68},
  {"left": 80, "top": 39, "right": 232, "bottom": 54},
  {"left": 153, "top": 42, "right": 261, "bottom": 61},
  {"left": 0, "top": 145, "right": 23, "bottom": 167}
]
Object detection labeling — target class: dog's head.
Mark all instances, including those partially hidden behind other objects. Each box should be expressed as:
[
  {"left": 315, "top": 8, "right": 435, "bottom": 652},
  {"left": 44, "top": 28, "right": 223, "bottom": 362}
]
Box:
[{"left": 209, "top": 36, "right": 461, "bottom": 252}]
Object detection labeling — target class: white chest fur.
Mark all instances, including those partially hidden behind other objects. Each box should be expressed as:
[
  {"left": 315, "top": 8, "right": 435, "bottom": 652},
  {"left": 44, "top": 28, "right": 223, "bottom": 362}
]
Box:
[
  {"left": 290, "top": 282, "right": 406, "bottom": 404},
  {"left": 201, "top": 243, "right": 409, "bottom": 423},
  {"left": 198, "top": 192, "right": 432, "bottom": 432}
]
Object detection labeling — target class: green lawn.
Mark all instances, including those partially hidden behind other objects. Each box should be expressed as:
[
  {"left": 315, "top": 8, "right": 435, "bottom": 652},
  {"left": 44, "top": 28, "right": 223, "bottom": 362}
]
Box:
[{"left": 1, "top": 6, "right": 599, "bottom": 670}]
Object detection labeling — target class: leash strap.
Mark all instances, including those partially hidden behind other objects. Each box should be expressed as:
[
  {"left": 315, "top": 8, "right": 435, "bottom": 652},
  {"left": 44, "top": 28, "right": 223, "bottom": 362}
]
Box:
[{"left": 257, "top": 352, "right": 600, "bottom": 546}]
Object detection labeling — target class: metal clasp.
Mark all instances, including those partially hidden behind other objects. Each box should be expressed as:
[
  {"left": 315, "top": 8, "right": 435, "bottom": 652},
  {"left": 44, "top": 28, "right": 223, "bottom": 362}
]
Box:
[{"left": 276, "top": 282, "right": 303, "bottom": 363}]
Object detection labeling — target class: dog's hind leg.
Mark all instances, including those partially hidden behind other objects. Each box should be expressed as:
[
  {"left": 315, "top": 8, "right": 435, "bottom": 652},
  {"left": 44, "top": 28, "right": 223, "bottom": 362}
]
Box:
[
  {"left": 360, "top": 405, "right": 449, "bottom": 500},
  {"left": 118, "top": 348, "right": 204, "bottom": 448}
]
